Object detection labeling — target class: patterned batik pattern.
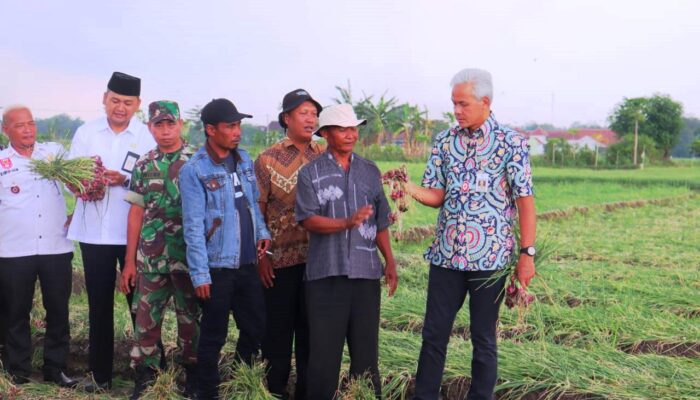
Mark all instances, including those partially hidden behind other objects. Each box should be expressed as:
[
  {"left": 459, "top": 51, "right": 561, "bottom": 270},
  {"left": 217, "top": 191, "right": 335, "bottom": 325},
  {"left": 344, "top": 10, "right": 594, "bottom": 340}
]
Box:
[
  {"left": 421, "top": 114, "right": 533, "bottom": 271},
  {"left": 254, "top": 138, "right": 324, "bottom": 269}
]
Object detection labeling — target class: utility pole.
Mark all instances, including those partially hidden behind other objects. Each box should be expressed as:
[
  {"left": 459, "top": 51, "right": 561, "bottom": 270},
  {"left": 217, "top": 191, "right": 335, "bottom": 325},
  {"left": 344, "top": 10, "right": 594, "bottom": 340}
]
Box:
[
  {"left": 594, "top": 145, "right": 599, "bottom": 168},
  {"left": 633, "top": 117, "right": 639, "bottom": 166}
]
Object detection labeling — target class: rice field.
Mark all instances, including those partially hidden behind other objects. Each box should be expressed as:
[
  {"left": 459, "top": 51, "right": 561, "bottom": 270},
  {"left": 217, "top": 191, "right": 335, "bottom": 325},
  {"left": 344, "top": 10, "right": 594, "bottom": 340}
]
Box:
[{"left": 2, "top": 164, "right": 699, "bottom": 399}]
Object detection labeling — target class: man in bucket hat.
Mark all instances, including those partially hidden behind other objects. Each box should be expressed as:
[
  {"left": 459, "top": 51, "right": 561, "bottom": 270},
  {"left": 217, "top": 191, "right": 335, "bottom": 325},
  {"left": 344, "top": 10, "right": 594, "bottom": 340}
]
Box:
[
  {"left": 295, "top": 103, "right": 399, "bottom": 399},
  {"left": 255, "top": 89, "right": 324, "bottom": 399},
  {"left": 120, "top": 101, "right": 200, "bottom": 399},
  {"left": 180, "top": 98, "right": 271, "bottom": 400}
]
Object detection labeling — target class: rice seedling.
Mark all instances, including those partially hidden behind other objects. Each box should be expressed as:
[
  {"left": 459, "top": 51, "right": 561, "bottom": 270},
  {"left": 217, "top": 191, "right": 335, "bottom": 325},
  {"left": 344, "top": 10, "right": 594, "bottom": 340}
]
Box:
[
  {"left": 218, "top": 359, "right": 274, "bottom": 400},
  {"left": 138, "top": 366, "right": 185, "bottom": 400},
  {"left": 338, "top": 373, "right": 378, "bottom": 400}
]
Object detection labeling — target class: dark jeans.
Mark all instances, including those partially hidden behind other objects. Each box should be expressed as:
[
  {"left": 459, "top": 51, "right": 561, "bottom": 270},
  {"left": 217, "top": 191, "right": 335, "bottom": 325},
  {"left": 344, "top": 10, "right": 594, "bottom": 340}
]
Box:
[
  {"left": 0, "top": 253, "right": 73, "bottom": 378},
  {"left": 305, "top": 277, "right": 381, "bottom": 400},
  {"left": 414, "top": 265, "right": 507, "bottom": 400},
  {"left": 197, "top": 264, "right": 266, "bottom": 400},
  {"left": 262, "top": 263, "right": 309, "bottom": 399}
]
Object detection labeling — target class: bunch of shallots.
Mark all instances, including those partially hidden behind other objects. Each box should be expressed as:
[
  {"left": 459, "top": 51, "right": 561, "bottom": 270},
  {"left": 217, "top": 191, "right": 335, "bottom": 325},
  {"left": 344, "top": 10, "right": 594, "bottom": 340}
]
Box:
[
  {"left": 30, "top": 153, "right": 108, "bottom": 202},
  {"left": 381, "top": 165, "right": 410, "bottom": 224},
  {"left": 504, "top": 279, "right": 535, "bottom": 309}
]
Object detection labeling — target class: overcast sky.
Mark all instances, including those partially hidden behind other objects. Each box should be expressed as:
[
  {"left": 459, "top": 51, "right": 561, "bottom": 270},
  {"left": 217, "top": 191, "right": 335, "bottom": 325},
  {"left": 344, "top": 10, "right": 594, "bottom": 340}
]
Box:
[{"left": 1, "top": 0, "right": 698, "bottom": 128}]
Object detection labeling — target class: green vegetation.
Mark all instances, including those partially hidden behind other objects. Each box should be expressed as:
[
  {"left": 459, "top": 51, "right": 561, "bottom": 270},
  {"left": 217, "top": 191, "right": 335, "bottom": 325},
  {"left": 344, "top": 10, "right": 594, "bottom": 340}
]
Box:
[
  {"left": 608, "top": 94, "right": 684, "bottom": 160},
  {"left": 3, "top": 164, "right": 699, "bottom": 399}
]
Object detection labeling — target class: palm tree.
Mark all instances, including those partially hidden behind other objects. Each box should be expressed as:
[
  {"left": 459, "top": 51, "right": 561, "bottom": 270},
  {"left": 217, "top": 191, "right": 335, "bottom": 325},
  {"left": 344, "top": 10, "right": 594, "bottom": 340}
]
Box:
[
  {"left": 355, "top": 93, "right": 399, "bottom": 145},
  {"left": 332, "top": 80, "right": 354, "bottom": 105}
]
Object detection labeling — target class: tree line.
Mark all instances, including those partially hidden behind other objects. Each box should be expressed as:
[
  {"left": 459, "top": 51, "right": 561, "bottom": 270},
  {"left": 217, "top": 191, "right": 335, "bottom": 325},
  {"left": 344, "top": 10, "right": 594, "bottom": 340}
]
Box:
[{"left": 3, "top": 90, "right": 699, "bottom": 165}]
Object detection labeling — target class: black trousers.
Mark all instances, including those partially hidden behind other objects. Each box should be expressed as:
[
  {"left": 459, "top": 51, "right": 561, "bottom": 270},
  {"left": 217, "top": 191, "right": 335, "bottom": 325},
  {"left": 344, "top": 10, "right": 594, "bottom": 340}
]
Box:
[
  {"left": 305, "top": 277, "right": 381, "bottom": 400},
  {"left": 0, "top": 253, "right": 73, "bottom": 378},
  {"left": 1, "top": 288, "right": 7, "bottom": 368},
  {"left": 413, "top": 265, "right": 507, "bottom": 400},
  {"left": 262, "top": 263, "right": 309, "bottom": 399},
  {"left": 197, "top": 264, "right": 266, "bottom": 400},
  {"left": 80, "top": 242, "right": 134, "bottom": 383}
]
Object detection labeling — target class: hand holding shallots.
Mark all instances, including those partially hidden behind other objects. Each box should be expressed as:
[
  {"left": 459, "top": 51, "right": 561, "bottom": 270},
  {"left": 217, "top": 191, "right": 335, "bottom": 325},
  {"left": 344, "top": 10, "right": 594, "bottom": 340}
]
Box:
[{"left": 30, "top": 153, "right": 108, "bottom": 202}]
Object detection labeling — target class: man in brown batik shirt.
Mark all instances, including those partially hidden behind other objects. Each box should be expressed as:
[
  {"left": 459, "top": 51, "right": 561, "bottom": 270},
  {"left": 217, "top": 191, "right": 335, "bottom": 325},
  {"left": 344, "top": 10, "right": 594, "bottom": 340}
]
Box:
[{"left": 254, "top": 89, "right": 323, "bottom": 399}]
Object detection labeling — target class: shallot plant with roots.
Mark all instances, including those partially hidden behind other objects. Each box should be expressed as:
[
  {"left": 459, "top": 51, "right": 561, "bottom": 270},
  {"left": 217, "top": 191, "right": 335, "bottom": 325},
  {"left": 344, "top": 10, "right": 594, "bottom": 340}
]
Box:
[
  {"left": 381, "top": 165, "right": 412, "bottom": 232},
  {"left": 30, "top": 153, "right": 108, "bottom": 201}
]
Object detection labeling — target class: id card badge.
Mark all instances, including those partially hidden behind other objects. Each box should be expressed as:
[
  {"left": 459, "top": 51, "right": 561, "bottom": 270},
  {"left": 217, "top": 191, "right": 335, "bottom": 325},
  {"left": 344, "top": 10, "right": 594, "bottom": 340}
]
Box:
[
  {"left": 475, "top": 171, "right": 490, "bottom": 193},
  {"left": 121, "top": 151, "right": 140, "bottom": 174}
]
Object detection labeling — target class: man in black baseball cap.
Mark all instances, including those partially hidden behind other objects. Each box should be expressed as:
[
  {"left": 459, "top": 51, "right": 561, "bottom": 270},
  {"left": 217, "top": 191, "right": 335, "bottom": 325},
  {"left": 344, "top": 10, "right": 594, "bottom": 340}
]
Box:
[{"left": 180, "top": 98, "right": 271, "bottom": 399}]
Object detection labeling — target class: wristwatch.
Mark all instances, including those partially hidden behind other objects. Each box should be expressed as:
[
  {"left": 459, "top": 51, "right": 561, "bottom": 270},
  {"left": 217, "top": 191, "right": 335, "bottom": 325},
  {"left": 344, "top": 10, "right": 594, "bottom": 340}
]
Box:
[
  {"left": 122, "top": 178, "right": 131, "bottom": 189},
  {"left": 520, "top": 246, "right": 536, "bottom": 257}
]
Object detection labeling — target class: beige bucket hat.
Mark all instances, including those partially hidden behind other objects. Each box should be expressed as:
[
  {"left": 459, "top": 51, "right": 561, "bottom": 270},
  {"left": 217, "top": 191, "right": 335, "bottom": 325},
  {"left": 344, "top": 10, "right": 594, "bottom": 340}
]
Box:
[{"left": 313, "top": 103, "right": 367, "bottom": 136}]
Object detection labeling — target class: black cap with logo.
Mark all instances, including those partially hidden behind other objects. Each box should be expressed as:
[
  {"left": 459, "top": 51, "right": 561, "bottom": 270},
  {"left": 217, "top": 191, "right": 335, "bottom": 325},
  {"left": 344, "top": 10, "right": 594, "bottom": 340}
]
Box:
[{"left": 278, "top": 89, "right": 322, "bottom": 129}]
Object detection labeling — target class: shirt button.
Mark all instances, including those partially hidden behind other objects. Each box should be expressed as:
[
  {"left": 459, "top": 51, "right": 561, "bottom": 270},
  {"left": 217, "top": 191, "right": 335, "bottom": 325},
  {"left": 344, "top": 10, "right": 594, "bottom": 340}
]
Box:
[
  {"left": 39, "top": 235, "right": 42, "bottom": 239},
  {"left": 38, "top": 214, "right": 42, "bottom": 218}
]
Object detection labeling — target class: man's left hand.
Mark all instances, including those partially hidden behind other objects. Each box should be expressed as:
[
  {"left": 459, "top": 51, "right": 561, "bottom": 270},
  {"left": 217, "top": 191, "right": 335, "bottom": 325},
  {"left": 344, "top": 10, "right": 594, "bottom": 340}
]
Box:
[
  {"left": 104, "top": 170, "right": 127, "bottom": 186},
  {"left": 256, "top": 239, "right": 271, "bottom": 260},
  {"left": 384, "top": 262, "right": 398, "bottom": 297},
  {"left": 515, "top": 254, "right": 536, "bottom": 289}
]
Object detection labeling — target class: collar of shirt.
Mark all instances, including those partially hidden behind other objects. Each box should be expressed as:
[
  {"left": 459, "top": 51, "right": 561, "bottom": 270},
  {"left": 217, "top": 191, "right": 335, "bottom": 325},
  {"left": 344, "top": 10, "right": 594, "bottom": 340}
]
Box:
[
  {"left": 205, "top": 140, "right": 241, "bottom": 165},
  {"left": 323, "top": 149, "right": 354, "bottom": 168},
  {"left": 458, "top": 112, "right": 498, "bottom": 140},
  {"left": 96, "top": 115, "right": 141, "bottom": 137},
  {"left": 149, "top": 141, "right": 195, "bottom": 161},
  {"left": 3, "top": 142, "right": 51, "bottom": 160},
  {"left": 281, "top": 137, "right": 322, "bottom": 153}
]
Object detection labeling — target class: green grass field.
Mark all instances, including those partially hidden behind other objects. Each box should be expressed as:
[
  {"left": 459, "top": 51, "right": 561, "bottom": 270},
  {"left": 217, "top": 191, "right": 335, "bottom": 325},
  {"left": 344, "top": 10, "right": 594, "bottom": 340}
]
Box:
[{"left": 2, "top": 164, "right": 699, "bottom": 399}]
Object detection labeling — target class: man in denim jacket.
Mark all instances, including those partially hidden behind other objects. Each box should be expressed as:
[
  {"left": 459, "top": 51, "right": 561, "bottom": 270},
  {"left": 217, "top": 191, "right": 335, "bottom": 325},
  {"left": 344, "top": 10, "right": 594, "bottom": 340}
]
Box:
[{"left": 179, "top": 98, "right": 271, "bottom": 400}]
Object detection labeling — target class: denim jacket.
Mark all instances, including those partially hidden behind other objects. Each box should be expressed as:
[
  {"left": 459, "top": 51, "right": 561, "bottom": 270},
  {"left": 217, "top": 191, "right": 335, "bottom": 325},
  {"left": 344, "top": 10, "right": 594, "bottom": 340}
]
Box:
[{"left": 180, "top": 142, "right": 271, "bottom": 288}]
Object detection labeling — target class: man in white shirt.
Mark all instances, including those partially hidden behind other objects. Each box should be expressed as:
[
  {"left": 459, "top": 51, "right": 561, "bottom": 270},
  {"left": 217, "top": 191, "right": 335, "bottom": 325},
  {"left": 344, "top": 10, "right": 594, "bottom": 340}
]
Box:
[
  {"left": 0, "top": 106, "right": 77, "bottom": 387},
  {"left": 67, "top": 72, "right": 157, "bottom": 391}
]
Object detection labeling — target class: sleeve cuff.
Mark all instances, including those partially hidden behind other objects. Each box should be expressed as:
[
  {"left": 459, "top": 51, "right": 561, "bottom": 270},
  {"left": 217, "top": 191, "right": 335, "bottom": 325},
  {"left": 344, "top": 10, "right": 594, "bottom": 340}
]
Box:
[
  {"left": 190, "top": 272, "right": 212, "bottom": 288},
  {"left": 124, "top": 191, "right": 145, "bottom": 207}
]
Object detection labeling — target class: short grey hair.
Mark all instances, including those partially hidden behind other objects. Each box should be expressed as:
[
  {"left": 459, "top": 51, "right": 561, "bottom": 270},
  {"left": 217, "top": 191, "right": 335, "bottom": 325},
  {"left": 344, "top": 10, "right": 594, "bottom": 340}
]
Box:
[
  {"left": 450, "top": 68, "right": 493, "bottom": 102},
  {"left": 2, "top": 105, "right": 31, "bottom": 127}
]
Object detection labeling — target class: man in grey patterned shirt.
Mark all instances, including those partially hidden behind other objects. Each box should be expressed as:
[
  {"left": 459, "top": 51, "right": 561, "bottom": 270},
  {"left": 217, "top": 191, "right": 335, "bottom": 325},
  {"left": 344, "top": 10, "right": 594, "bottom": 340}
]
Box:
[{"left": 295, "top": 103, "right": 398, "bottom": 399}]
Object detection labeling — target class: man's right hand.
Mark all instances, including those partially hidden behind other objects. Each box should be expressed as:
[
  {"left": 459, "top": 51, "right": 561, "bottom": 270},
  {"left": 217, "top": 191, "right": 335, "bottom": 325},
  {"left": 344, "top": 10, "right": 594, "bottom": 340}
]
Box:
[
  {"left": 195, "top": 284, "right": 211, "bottom": 300},
  {"left": 258, "top": 254, "right": 275, "bottom": 288},
  {"left": 347, "top": 205, "right": 374, "bottom": 228},
  {"left": 104, "top": 169, "right": 127, "bottom": 187},
  {"left": 119, "top": 262, "right": 137, "bottom": 294}
]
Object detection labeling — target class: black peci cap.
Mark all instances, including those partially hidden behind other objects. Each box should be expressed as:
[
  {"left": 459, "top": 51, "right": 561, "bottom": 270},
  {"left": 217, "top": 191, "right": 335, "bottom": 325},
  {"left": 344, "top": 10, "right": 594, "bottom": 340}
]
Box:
[{"left": 107, "top": 71, "right": 141, "bottom": 96}]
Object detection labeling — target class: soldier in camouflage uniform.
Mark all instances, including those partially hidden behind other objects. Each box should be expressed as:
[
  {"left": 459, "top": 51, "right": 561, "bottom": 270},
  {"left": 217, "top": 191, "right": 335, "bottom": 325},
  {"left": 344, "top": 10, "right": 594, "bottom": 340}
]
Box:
[{"left": 120, "top": 100, "right": 200, "bottom": 400}]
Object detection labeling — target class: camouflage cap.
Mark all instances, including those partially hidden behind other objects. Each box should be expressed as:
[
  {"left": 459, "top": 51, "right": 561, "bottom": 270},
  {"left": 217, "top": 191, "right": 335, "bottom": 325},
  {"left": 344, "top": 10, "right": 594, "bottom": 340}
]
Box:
[{"left": 148, "top": 100, "right": 180, "bottom": 124}]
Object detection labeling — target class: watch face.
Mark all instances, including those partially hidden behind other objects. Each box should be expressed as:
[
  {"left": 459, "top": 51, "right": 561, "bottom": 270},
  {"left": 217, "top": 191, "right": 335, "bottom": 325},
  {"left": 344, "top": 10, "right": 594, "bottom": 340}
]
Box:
[{"left": 527, "top": 247, "right": 536, "bottom": 256}]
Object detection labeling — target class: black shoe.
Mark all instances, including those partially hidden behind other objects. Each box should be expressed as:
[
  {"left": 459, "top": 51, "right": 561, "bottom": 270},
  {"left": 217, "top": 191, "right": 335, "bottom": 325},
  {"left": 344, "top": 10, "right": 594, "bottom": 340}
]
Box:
[
  {"left": 183, "top": 365, "right": 198, "bottom": 399},
  {"left": 10, "top": 374, "right": 30, "bottom": 385},
  {"left": 44, "top": 369, "right": 79, "bottom": 388},
  {"left": 84, "top": 379, "right": 112, "bottom": 393},
  {"left": 130, "top": 366, "right": 156, "bottom": 400}
]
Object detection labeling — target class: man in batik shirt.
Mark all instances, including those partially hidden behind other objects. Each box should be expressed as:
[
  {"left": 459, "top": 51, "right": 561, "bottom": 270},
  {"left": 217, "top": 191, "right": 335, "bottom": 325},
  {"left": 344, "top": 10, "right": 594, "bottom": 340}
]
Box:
[
  {"left": 120, "top": 101, "right": 200, "bottom": 400},
  {"left": 407, "top": 68, "right": 536, "bottom": 400},
  {"left": 295, "top": 103, "right": 399, "bottom": 399},
  {"left": 254, "top": 89, "right": 324, "bottom": 399}
]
